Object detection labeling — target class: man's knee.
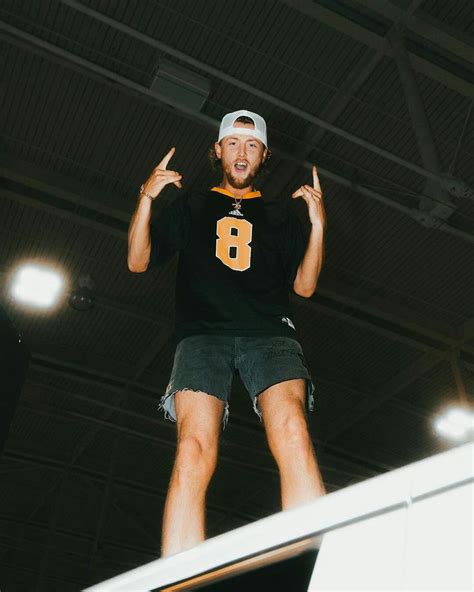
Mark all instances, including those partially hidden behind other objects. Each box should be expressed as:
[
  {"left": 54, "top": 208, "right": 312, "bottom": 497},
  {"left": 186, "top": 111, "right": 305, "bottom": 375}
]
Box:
[
  {"left": 263, "top": 396, "right": 312, "bottom": 455},
  {"left": 174, "top": 433, "right": 218, "bottom": 481},
  {"left": 280, "top": 411, "right": 312, "bottom": 448}
]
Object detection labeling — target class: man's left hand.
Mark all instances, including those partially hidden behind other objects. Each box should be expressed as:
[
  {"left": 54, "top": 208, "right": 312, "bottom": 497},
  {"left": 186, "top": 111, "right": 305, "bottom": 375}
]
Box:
[{"left": 291, "top": 165, "right": 326, "bottom": 228}]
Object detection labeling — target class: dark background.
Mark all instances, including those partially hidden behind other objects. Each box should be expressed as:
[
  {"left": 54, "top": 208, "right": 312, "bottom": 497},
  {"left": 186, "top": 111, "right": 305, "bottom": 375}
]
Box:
[{"left": 0, "top": 0, "right": 473, "bottom": 589}]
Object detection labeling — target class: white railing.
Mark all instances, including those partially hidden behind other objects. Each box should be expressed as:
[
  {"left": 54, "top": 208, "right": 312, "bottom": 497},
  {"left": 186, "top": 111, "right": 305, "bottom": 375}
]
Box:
[{"left": 84, "top": 442, "right": 473, "bottom": 591}]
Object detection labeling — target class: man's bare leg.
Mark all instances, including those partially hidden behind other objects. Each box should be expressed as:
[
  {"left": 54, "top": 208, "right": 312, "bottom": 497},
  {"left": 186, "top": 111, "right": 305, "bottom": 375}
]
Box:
[
  {"left": 258, "top": 379, "right": 326, "bottom": 509},
  {"left": 161, "top": 390, "right": 225, "bottom": 557}
]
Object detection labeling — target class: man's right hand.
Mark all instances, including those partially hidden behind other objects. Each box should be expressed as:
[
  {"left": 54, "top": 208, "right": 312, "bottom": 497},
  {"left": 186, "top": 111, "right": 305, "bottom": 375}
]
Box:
[{"left": 141, "top": 147, "right": 182, "bottom": 199}]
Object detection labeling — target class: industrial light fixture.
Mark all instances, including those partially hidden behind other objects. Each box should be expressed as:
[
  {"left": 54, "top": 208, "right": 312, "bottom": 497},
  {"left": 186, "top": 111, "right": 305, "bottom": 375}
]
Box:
[
  {"left": 69, "top": 274, "right": 94, "bottom": 311},
  {"left": 434, "top": 407, "right": 474, "bottom": 441},
  {"left": 9, "top": 263, "right": 65, "bottom": 308}
]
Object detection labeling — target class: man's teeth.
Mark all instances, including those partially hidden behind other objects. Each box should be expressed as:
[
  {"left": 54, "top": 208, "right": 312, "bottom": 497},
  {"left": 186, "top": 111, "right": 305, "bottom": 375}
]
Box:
[{"left": 235, "top": 162, "right": 247, "bottom": 170}]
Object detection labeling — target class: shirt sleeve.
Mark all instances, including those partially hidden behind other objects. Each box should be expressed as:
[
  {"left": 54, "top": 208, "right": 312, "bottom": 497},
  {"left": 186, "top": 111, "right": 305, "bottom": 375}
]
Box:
[
  {"left": 149, "top": 194, "right": 190, "bottom": 267},
  {"left": 281, "top": 211, "right": 308, "bottom": 289}
]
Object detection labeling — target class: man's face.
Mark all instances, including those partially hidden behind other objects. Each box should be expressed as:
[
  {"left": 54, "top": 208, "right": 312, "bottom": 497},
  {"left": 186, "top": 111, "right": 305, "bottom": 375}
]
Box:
[{"left": 214, "top": 122, "right": 267, "bottom": 190}]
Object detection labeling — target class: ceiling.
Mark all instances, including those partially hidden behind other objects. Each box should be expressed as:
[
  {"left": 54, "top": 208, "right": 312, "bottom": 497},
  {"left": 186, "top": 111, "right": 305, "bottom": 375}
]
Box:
[{"left": 0, "top": 0, "right": 473, "bottom": 589}]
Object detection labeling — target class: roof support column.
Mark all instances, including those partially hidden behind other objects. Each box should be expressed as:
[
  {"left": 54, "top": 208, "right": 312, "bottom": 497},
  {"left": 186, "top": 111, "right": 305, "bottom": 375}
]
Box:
[
  {"left": 449, "top": 353, "right": 470, "bottom": 407},
  {"left": 388, "top": 27, "right": 456, "bottom": 227}
]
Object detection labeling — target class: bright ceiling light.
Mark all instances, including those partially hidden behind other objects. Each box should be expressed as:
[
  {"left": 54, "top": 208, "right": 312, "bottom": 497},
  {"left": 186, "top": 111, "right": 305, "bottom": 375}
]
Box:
[
  {"left": 434, "top": 407, "right": 474, "bottom": 441},
  {"left": 10, "top": 264, "right": 65, "bottom": 308}
]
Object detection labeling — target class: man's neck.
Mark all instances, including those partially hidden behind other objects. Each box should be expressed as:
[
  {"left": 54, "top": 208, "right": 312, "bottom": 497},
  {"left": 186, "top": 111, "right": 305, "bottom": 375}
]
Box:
[{"left": 219, "top": 179, "right": 254, "bottom": 197}]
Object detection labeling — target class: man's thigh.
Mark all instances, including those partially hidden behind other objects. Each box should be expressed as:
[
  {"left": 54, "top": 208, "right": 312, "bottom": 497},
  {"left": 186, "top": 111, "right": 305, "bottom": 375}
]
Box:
[
  {"left": 237, "top": 336, "right": 315, "bottom": 423},
  {"left": 258, "top": 378, "right": 307, "bottom": 425},
  {"left": 175, "top": 389, "right": 226, "bottom": 439},
  {"left": 158, "top": 335, "right": 235, "bottom": 430}
]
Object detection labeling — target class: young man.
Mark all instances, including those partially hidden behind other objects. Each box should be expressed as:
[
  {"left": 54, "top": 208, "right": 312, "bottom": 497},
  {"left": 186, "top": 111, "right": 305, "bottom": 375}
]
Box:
[{"left": 128, "top": 110, "right": 326, "bottom": 557}]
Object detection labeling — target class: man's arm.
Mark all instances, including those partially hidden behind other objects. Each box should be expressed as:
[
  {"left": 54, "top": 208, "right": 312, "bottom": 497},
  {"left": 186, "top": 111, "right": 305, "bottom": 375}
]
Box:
[
  {"left": 127, "top": 147, "right": 182, "bottom": 273},
  {"left": 291, "top": 165, "right": 326, "bottom": 298},
  {"left": 128, "top": 195, "right": 154, "bottom": 272},
  {"left": 293, "top": 222, "right": 324, "bottom": 298}
]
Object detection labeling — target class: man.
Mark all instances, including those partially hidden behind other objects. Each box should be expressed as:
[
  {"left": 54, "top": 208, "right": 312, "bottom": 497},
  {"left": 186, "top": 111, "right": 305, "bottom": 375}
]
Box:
[{"left": 128, "top": 110, "right": 326, "bottom": 557}]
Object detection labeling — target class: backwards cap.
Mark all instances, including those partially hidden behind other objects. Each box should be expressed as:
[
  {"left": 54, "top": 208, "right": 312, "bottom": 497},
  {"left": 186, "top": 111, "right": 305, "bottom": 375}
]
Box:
[{"left": 217, "top": 110, "right": 267, "bottom": 147}]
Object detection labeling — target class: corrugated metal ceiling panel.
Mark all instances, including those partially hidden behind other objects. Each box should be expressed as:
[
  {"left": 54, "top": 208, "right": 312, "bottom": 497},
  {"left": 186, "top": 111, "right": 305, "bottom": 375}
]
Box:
[
  {"left": 333, "top": 401, "right": 448, "bottom": 468},
  {"left": 420, "top": 0, "right": 474, "bottom": 35},
  {"left": 393, "top": 359, "right": 460, "bottom": 411},
  {"left": 292, "top": 301, "right": 423, "bottom": 388}
]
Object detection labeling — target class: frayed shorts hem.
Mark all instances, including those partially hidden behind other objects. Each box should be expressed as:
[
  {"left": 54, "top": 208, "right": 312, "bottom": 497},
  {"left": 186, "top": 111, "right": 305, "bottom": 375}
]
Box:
[
  {"left": 158, "top": 377, "right": 315, "bottom": 431},
  {"left": 158, "top": 388, "right": 230, "bottom": 430}
]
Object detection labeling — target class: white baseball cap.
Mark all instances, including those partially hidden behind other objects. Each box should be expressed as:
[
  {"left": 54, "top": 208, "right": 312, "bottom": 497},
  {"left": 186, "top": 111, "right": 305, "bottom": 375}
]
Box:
[{"left": 217, "top": 110, "right": 267, "bottom": 147}]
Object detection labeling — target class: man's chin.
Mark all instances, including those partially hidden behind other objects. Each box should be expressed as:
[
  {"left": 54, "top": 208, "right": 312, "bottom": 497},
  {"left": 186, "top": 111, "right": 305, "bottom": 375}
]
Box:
[{"left": 227, "top": 172, "right": 255, "bottom": 190}]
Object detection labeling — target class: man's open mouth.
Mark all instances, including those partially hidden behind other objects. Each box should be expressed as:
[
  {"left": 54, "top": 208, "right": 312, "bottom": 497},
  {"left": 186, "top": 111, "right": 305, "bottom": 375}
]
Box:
[{"left": 234, "top": 161, "right": 249, "bottom": 173}]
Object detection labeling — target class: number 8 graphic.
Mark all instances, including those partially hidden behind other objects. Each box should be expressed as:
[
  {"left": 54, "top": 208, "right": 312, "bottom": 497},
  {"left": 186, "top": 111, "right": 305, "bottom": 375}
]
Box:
[{"left": 216, "top": 217, "right": 253, "bottom": 272}]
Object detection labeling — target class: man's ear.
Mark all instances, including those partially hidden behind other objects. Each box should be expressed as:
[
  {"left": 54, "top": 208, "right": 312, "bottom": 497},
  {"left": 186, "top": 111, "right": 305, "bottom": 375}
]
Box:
[
  {"left": 263, "top": 148, "right": 268, "bottom": 162},
  {"left": 214, "top": 142, "right": 222, "bottom": 159}
]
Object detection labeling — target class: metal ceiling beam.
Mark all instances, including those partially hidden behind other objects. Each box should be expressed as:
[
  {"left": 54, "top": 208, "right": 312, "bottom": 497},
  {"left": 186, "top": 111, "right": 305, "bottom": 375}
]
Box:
[
  {"left": 2, "top": 450, "right": 258, "bottom": 523},
  {"left": 16, "top": 392, "right": 360, "bottom": 489},
  {"left": 449, "top": 354, "right": 470, "bottom": 406},
  {"left": 299, "top": 0, "right": 420, "bottom": 150},
  {"left": 17, "top": 303, "right": 284, "bottom": 578},
  {"left": 1, "top": 23, "right": 473, "bottom": 242},
  {"left": 24, "top": 343, "right": 467, "bottom": 472},
  {"left": 25, "top": 3, "right": 474, "bottom": 179},
  {"left": 23, "top": 353, "right": 394, "bottom": 473},
  {"left": 460, "top": 317, "right": 474, "bottom": 343},
  {"left": 303, "top": 276, "right": 461, "bottom": 347},
  {"left": 34, "top": 472, "right": 67, "bottom": 589},
  {"left": 0, "top": 464, "right": 157, "bottom": 555},
  {"left": 292, "top": 293, "right": 473, "bottom": 364},
  {"left": 354, "top": 0, "right": 474, "bottom": 65},
  {"left": 309, "top": 49, "right": 384, "bottom": 147},
  {"left": 448, "top": 100, "right": 473, "bottom": 175},
  {"left": 32, "top": 323, "right": 177, "bottom": 586},
  {"left": 0, "top": 551, "right": 82, "bottom": 589},
  {"left": 279, "top": 0, "right": 474, "bottom": 96},
  {"left": 322, "top": 310, "right": 474, "bottom": 442},
  {"left": 3, "top": 151, "right": 472, "bottom": 360},
  {"left": 80, "top": 477, "right": 159, "bottom": 549},
  {"left": 23, "top": 375, "right": 418, "bottom": 480},
  {"left": 0, "top": 515, "right": 159, "bottom": 564},
  {"left": 267, "top": 47, "right": 384, "bottom": 196},
  {"left": 322, "top": 352, "right": 441, "bottom": 444},
  {"left": 388, "top": 27, "right": 455, "bottom": 226},
  {"left": 0, "top": 153, "right": 131, "bottom": 240}
]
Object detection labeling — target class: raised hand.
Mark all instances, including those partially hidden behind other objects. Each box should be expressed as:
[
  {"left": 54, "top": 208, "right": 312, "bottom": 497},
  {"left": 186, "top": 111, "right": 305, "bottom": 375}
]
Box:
[
  {"left": 291, "top": 165, "right": 326, "bottom": 228},
  {"left": 141, "top": 147, "right": 183, "bottom": 200}
]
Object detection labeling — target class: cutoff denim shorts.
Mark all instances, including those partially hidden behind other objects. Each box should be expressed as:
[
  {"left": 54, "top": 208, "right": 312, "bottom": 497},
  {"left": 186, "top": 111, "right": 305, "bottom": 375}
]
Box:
[{"left": 158, "top": 335, "right": 315, "bottom": 430}]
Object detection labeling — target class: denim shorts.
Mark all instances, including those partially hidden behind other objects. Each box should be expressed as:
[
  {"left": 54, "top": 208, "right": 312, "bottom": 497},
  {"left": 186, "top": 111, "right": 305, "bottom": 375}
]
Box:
[{"left": 158, "top": 335, "right": 315, "bottom": 430}]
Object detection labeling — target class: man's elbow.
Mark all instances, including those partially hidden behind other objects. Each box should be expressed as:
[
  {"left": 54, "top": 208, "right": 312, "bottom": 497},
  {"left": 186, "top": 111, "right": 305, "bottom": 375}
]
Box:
[
  {"left": 293, "top": 284, "right": 316, "bottom": 298},
  {"left": 127, "top": 258, "right": 149, "bottom": 273}
]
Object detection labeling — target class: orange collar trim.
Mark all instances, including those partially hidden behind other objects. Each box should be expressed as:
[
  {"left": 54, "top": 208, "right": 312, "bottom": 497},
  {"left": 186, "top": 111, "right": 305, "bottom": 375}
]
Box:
[{"left": 211, "top": 186, "right": 262, "bottom": 199}]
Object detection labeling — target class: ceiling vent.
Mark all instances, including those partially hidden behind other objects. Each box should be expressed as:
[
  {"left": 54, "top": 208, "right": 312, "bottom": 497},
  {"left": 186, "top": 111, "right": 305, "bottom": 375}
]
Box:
[{"left": 151, "top": 59, "right": 210, "bottom": 112}]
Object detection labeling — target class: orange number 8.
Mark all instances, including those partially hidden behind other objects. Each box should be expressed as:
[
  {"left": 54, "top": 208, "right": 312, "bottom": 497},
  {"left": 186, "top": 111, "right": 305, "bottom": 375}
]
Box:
[{"left": 215, "top": 217, "right": 253, "bottom": 272}]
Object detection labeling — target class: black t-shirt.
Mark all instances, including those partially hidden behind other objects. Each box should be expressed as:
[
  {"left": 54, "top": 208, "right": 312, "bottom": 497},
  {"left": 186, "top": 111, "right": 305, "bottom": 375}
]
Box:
[{"left": 149, "top": 187, "right": 307, "bottom": 343}]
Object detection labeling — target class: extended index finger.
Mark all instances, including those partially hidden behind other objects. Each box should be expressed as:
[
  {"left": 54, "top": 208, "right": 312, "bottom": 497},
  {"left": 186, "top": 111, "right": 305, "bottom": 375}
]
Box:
[
  {"left": 312, "top": 165, "right": 321, "bottom": 193},
  {"left": 157, "top": 147, "right": 176, "bottom": 170}
]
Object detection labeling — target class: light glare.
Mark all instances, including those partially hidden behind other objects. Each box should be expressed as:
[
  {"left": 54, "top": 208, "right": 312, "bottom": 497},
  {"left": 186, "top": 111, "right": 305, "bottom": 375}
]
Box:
[
  {"left": 11, "top": 264, "right": 64, "bottom": 308},
  {"left": 434, "top": 407, "right": 474, "bottom": 440},
  {"left": 444, "top": 408, "right": 474, "bottom": 429}
]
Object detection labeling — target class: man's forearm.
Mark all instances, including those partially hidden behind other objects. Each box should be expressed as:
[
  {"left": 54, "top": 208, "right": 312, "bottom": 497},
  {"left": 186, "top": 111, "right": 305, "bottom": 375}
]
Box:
[
  {"left": 128, "top": 195, "right": 153, "bottom": 272},
  {"left": 293, "top": 223, "right": 324, "bottom": 298}
]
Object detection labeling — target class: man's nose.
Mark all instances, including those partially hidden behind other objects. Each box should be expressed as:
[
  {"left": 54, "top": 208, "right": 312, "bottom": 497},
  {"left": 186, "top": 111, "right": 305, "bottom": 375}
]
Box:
[{"left": 238, "top": 143, "right": 247, "bottom": 157}]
